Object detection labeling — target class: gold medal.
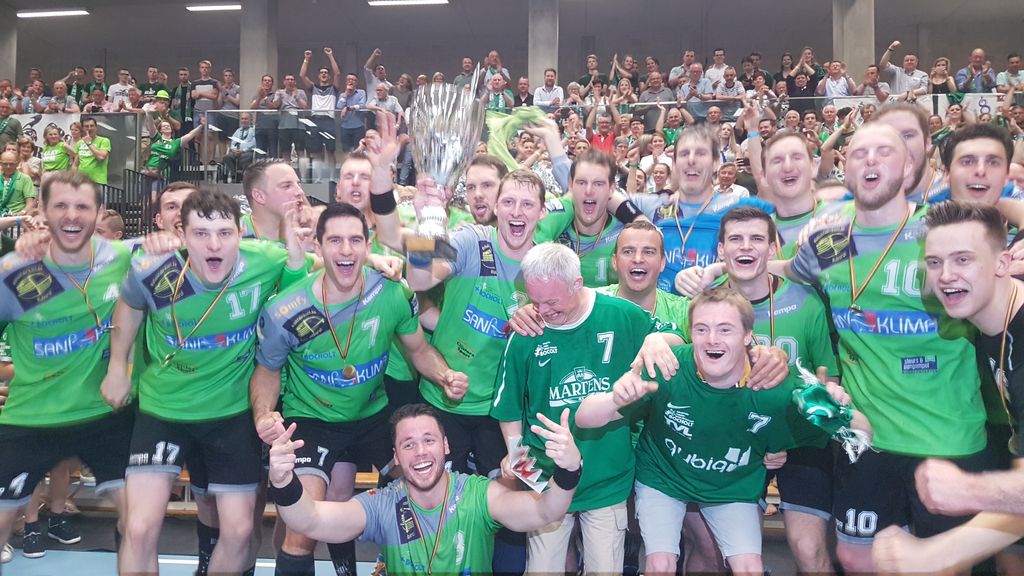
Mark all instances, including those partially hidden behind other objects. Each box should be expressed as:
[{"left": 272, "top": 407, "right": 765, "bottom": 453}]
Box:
[
  {"left": 163, "top": 352, "right": 175, "bottom": 367},
  {"left": 342, "top": 364, "right": 357, "bottom": 380},
  {"left": 849, "top": 303, "right": 863, "bottom": 315}
]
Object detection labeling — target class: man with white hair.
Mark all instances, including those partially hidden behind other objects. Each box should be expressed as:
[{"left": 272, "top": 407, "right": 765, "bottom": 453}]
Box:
[{"left": 491, "top": 242, "right": 684, "bottom": 575}]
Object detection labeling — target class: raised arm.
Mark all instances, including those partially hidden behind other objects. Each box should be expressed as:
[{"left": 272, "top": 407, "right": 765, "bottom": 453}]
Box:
[
  {"left": 325, "top": 47, "right": 343, "bottom": 90},
  {"left": 879, "top": 40, "right": 899, "bottom": 71},
  {"left": 299, "top": 50, "right": 315, "bottom": 89}
]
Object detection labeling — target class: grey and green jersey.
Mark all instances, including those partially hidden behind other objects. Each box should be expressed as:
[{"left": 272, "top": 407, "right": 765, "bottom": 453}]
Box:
[
  {"left": 492, "top": 292, "right": 681, "bottom": 512},
  {"left": 789, "top": 202, "right": 985, "bottom": 457},
  {"left": 536, "top": 197, "right": 625, "bottom": 288},
  {"left": 421, "top": 225, "right": 528, "bottom": 416},
  {"left": 255, "top": 269, "right": 420, "bottom": 423},
  {"left": 355, "top": 473, "right": 501, "bottom": 575},
  {"left": 774, "top": 204, "right": 822, "bottom": 259},
  {"left": 0, "top": 238, "right": 130, "bottom": 427},
  {"left": 121, "top": 239, "right": 304, "bottom": 422}
]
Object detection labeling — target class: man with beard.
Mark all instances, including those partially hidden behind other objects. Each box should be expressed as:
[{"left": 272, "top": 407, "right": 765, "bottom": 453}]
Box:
[
  {"left": 0, "top": 151, "right": 36, "bottom": 215},
  {"left": 251, "top": 203, "right": 469, "bottom": 576},
  {"left": 106, "top": 189, "right": 308, "bottom": 575},
  {"left": 0, "top": 172, "right": 134, "bottom": 567},
  {"left": 464, "top": 155, "right": 508, "bottom": 226},
  {"left": 268, "top": 402, "right": 582, "bottom": 575}
]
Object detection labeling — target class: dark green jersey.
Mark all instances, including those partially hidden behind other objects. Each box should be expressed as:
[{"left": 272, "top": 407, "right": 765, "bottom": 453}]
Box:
[
  {"left": 790, "top": 202, "right": 986, "bottom": 456},
  {"left": 120, "top": 240, "right": 299, "bottom": 422},
  {"left": 492, "top": 292, "right": 680, "bottom": 512},
  {"left": 597, "top": 284, "right": 691, "bottom": 332},
  {"left": 0, "top": 238, "right": 130, "bottom": 427},
  {"left": 633, "top": 345, "right": 827, "bottom": 504},
  {"left": 256, "top": 270, "right": 419, "bottom": 422}
]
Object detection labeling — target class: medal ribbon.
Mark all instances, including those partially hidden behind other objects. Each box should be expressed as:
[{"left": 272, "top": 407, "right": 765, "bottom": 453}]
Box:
[
  {"left": 164, "top": 258, "right": 233, "bottom": 365},
  {"left": 847, "top": 204, "right": 914, "bottom": 313},
  {"left": 407, "top": 474, "right": 451, "bottom": 576},
  {"left": 49, "top": 240, "right": 105, "bottom": 332},
  {"left": 320, "top": 272, "right": 364, "bottom": 370},
  {"left": 998, "top": 282, "right": 1020, "bottom": 452},
  {"left": 673, "top": 193, "right": 717, "bottom": 260}
]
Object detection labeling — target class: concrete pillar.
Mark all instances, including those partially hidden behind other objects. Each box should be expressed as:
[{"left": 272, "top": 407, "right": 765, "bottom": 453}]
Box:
[
  {"left": 528, "top": 0, "right": 558, "bottom": 89},
  {"left": 0, "top": 3, "right": 17, "bottom": 84},
  {"left": 832, "top": 0, "right": 874, "bottom": 74},
  {"left": 239, "top": 0, "right": 277, "bottom": 103}
]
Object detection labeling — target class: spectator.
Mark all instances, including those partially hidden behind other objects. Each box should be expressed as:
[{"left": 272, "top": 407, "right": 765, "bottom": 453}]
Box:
[
  {"left": 514, "top": 77, "right": 534, "bottom": 107},
  {"left": 95, "top": 208, "right": 125, "bottom": 240},
  {"left": 677, "top": 63, "right": 713, "bottom": 121},
  {"left": 655, "top": 105, "right": 693, "bottom": 147},
  {"left": 81, "top": 89, "right": 112, "bottom": 114},
  {"left": 300, "top": 48, "right": 342, "bottom": 180},
  {"left": 705, "top": 48, "right": 729, "bottom": 89},
  {"left": 275, "top": 73, "right": 308, "bottom": 161},
  {"left": 15, "top": 136, "right": 41, "bottom": 189},
  {"left": 41, "top": 125, "right": 75, "bottom": 174},
  {"left": 138, "top": 66, "right": 166, "bottom": 103},
  {"left": 431, "top": 72, "right": 445, "bottom": 84},
  {"left": 717, "top": 122, "right": 741, "bottom": 163},
  {"left": 170, "top": 67, "right": 194, "bottom": 133},
  {"left": 107, "top": 68, "right": 133, "bottom": 108},
  {"left": 485, "top": 74, "right": 514, "bottom": 112},
  {"left": 483, "top": 50, "right": 511, "bottom": 93},
  {"left": 956, "top": 48, "right": 997, "bottom": 93},
  {"left": 21, "top": 67, "right": 50, "bottom": 97},
  {"left": 577, "top": 54, "right": 609, "bottom": 97},
  {"left": 0, "top": 150, "right": 36, "bottom": 214},
  {"left": 714, "top": 67, "right": 745, "bottom": 117},
  {"left": 191, "top": 60, "right": 221, "bottom": 157},
  {"left": 929, "top": 57, "right": 958, "bottom": 95},
  {"left": 774, "top": 53, "right": 795, "bottom": 85},
  {"left": 453, "top": 57, "right": 476, "bottom": 90},
  {"left": 816, "top": 61, "right": 856, "bottom": 98},
  {"left": 857, "top": 65, "right": 891, "bottom": 103},
  {"left": 144, "top": 119, "right": 204, "bottom": 178},
  {"left": 73, "top": 117, "right": 111, "bottom": 184},
  {"left": 15, "top": 80, "right": 47, "bottom": 114},
  {"left": 878, "top": 40, "right": 929, "bottom": 99},
  {"left": 714, "top": 161, "right": 750, "bottom": 196},
  {"left": 222, "top": 112, "right": 257, "bottom": 180},
  {"left": 610, "top": 53, "right": 640, "bottom": 91},
  {"left": 997, "top": 53, "right": 1024, "bottom": 97},
  {"left": 639, "top": 130, "right": 672, "bottom": 174},
  {"left": 738, "top": 57, "right": 759, "bottom": 91},
  {"left": 216, "top": 67, "right": 241, "bottom": 159},
  {"left": 611, "top": 77, "right": 637, "bottom": 116},
  {"left": 368, "top": 82, "right": 402, "bottom": 120},
  {"left": 786, "top": 71, "right": 816, "bottom": 115},
  {"left": 668, "top": 49, "right": 698, "bottom": 90},
  {"left": 60, "top": 66, "right": 88, "bottom": 105},
  {"left": 0, "top": 79, "right": 13, "bottom": 102},
  {"left": 84, "top": 65, "right": 109, "bottom": 100},
  {"left": 533, "top": 69, "right": 562, "bottom": 109},
  {"left": 363, "top": 48, "right": 393, "bottom": 95},
  {"left": 637, "top": 71, "right": 675, "bottom": 132},
  {"left": 252, "top": 74, "right": 281, "bottom": 158},
  {"left": 415, "top": 74, "right": 428, "bottom": 88},
  {"left": 585, "top": 111, "right": 615, "bottom": 154},
  {"left": 337, "top": 72, "right": 367, "bottom": 153},
  {"left": 749, "top": 52, "right": 773, "bottom": 81},
  {"left": 394, "top": 73, "right": 415, "bottom": 110},
  {"left": 42, "top": 81, "right": 79, "bottom": 114},
  {"left": 638, "top": 56, "right": 661, "bottom": 91}
]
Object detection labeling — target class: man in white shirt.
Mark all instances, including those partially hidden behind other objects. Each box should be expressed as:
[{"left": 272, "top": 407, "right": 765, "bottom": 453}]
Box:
[
  {"left": 714, "top": 162, "right": 750, "bottom": 197},
  {"left": 533, "top": 68, "right": 564, "bottom": 110},
  {"left": 107, "top": 68, "right": 133, "bottom": 108},
  {"left": 997, "top": 53, "right": 1024, "bottom": 96},
  {"left": 878, "top": 40, "right": 929, "bottom": 98},
  {"left": 705, "top": 48, "right": 729, "bottom": 89}
]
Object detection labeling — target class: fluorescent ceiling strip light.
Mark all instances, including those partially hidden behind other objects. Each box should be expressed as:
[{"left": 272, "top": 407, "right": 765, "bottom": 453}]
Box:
[
  {"left": 368, "top": 0, "right": 449, "bottom": 6},
  {"left": 17, "top": 9, "right": 89, "bottom": 18},
  {"left": 186, "top": 4, "right": 242, "bottom": 12}
]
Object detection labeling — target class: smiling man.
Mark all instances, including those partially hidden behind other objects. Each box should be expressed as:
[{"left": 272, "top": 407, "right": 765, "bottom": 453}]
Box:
[
  {"left": 943, "top": 123, "right": 1016, "bottom": 206},
  {"left": 105, "top": 189, "right": 308, "bottom": 575}
]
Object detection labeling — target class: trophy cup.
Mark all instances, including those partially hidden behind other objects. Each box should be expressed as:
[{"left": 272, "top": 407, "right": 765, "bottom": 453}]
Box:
[{"left": 406, "top": 68, "right": 485, "bottom": 266}]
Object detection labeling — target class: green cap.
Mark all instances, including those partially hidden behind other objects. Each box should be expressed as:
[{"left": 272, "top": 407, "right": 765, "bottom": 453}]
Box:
[{"left": 154, "top": 89, "right": 170, "bottom": 100}]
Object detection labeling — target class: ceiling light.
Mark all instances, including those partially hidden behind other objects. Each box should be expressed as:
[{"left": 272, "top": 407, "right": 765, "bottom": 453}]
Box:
[
  {"left": 17, "top": 9, "right": 89, "bottom": 18},
  {"left": 186, "top": 4, "right": 242, "bottom": 12},
  {"left": 368, "top": 0, "right": 449, "bottom": 6}
]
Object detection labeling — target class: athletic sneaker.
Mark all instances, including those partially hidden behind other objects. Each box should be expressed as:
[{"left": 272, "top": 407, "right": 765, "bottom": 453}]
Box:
[
  {"left": 47, "top": 513, "right": 81, "bottom": 545},
  {"left": 1, "top": 543, "right": 13, "bottom": 563},
  {"left": 21, "top": 522, "right": 45, "bottom": 558}
]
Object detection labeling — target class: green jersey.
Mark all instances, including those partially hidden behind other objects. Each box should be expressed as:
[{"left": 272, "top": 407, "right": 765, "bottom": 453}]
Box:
[
  {"left": 633, "top": 345, "right": 827, "bottom": 504},
  {"left": 74, "top": 136, "right": 111, "bottom": 185},
  {"left": 790, "top": 202, "right": 986, "bottom": 456},
  {"left": 146, "top": 137, "right": 182, "bottom": 172},
  {"left": 0, "top": 238, "right": 130, "bottom": 427},
  {"left": 371, "top": 202, "right": 418, "bottom": 383},
  {"left": 598, "top": 284, "right": 691, "bottom": 331},
  {"left": 421, "top": 225, "right": 528, "bottom": 416},
  {"left": 41, "top": 143, "right": 71, "bottom": 172},
  {"left": 255, "top": 270, "right": 419, "bottom": 423},
  {"left": 0, "top": 172, "right": 35, "bottom": 215},
  {"left": 120, "top": 240, "right": 300, "bottom": 422},
  {"left": 535, "top": 197, "right": 622, "bottom": 287},
  {"left": 492, "top": 292, "right": 680, "bottom": 512},
  {"left": 355, "top": 473, "right": 501, "bottom": 575}
]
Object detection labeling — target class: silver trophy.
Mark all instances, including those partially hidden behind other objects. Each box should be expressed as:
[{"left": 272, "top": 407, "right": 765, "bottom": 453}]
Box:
[{"left": 406, "top": 68, "right": 485, "bottom": 263}]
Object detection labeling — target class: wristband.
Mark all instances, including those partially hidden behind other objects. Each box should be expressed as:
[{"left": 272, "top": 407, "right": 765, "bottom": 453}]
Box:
[
  {"left": 626, "top": 162, "right": 639, "bottom": 168},
  {"left": 552, "top": 464, "right": 582, "bottom": 490},
  {"left": 407, "top": 251, "right": 432, "bottom": 269},
  {"left": 269, "top": 474, "right": 303, "bottom": 507},
  {"left": 614, "top": 200, "right": 642, "bottom": 224},
  {"left": 747, "top": 131, "right": 761, "bottom": 141},
  {"left": 369, "top": 190, "right": 397, "bottom": 215}
]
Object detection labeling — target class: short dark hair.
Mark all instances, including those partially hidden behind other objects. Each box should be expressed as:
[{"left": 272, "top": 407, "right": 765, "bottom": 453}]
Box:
[
  {"left": 718, "top": 206, "right": 778, "bottom": 245},
  {"left": 1008, "top": 53, "right": 1021, "bottom": 61},
  {"left": 40, "top": 170, "right": 102, "bottom": 207},
  {"left": 390, "top": 403, "right": 446, "bottom": 444},
  {"left": 925, "top": 201, "right": 1007, "bottom": 251},
  {"left": 615, "top": 220, "right": 665, "bottom": 255},
  {"left": 544, "top": 68, "right": 556, "bottom": 76},
  {"left": 180, "top": 188, "right": 241, "bottom": 230},
  {"left": 941, "top": 123, "right": 1014, "bottom": 171},
  {"left": 315, "top": 202, "right": 369, "bottom": 243},
  {"left": 570, "top": 149, "right": 617, "bottom": 184},
  {"left": 468, "top": 154, "right": 509, "bottom": 179},
  {"left": 82, "top": 116, "right": 97, "bottom": 126},
  {"left": 157, "top": 181, "right": 199, "bottom": 209},
  {"left": 241, "top": 158, "right": 292, "bottom": 202}
]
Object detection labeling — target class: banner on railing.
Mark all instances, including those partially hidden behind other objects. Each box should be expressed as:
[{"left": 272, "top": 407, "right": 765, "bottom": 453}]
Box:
[{"left": 11, "top": 113, "right": 82, "bottom": 147}]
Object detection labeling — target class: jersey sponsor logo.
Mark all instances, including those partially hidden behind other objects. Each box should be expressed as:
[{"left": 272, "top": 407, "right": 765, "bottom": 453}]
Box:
[
  {"left": 462, "top": 304, "right": 508, "bottom": 339},
  {"left": 479, "top": 241, "right": 497, "bottom": 277},
  {"left": 663, "top": 440, "right": 752, "bottom": 473},
  {"left": 273, "top": 295, "right": 308, "bottom": 320},
  {"left": 665, "top": 247, "right": 715, "bottom": 271},
  {"left": 810, "top": 228, "right": 857, "bottom": 268},
  {"left": 832, "top": 308, "right": 938, "bottom": 336},
  {"left": 303, "top": 351, "right": 388, "bottom": 389},
  {"left": 474, "top": 283, "right": 503, "bottom": 306},
  {"left": 549, "top": 366, "right": 611, "bottom": 407},
  {"left": 361, "top": 281, "right": 384, "bottom": 307},
  {"left": 456, "top": 339, "right": 476, "bottom": 359},
  {"left": 664, "top": 403, "right": 694, "bottom": 438},
  {"left": 143, "top": 259, "right": 195, "bottom": 309},
  {"left": 535, "top": 342, "right": 558, "bottom": 357},
  {"left": 283, "top": 307, "right": 327, "bottom": 345},
  {"left": 5, "top": 263, "right": 64, "bottom": 311},
  {"left": 772, "top": 303, "right": 798, "bottom": 317},
  {"left": 27, "top": 314, "right": 73, "bottom": 328},
  {"left": 32, "top": 320, "right": 112, "bottom": 358},
  {"left": 161, "top": 324, "right": 257, "bottom": 351},
  {"left": 901, "top": 355, "right": 937, "bottom": 374},
  {"left": 395, "top": 497, "right": 422, "bottom": 544}
]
